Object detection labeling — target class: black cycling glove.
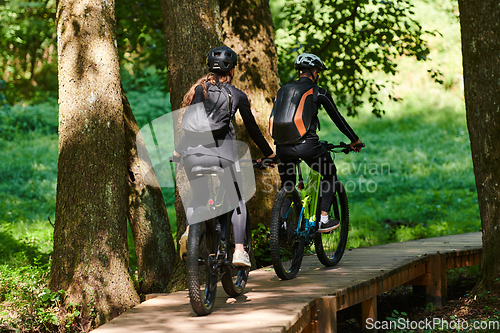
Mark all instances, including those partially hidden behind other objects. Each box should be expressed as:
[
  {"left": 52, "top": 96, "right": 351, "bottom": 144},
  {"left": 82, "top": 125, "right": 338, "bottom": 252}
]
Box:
[{"left": 263, "top": 155, "right": 280, "bottom": 165}]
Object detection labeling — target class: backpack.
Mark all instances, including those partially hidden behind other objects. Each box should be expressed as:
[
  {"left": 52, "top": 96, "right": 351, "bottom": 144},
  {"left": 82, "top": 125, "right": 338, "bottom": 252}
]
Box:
[
  {"left": 182, "top": 83, "right": 234, "bottom": 138},
  {"left": 269, "top": 81, "right": 318, "bottom": 144}
]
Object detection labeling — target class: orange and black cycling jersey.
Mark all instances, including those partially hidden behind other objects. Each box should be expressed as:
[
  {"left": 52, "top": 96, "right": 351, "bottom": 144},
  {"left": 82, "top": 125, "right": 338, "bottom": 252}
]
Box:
[{"left": 297, "top": 76, "right": 359, "bottom": 143}]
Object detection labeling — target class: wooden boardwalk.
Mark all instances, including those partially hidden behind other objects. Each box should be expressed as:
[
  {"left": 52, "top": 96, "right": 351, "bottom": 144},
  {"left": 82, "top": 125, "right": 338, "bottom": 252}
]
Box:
[{"left": 92, "top": 232, "right": 482, "bottom": 333}]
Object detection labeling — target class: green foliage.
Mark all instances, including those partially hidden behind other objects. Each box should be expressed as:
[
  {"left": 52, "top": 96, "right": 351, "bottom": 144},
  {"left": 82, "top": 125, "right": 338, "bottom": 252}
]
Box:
[
  {"left": 0, "top": 68, "right": 174, "bottom": 331},
  {"left": 252, "top": 223, "right": 272, "bottom": 268},
  {"left": 116, "top": 0, "right": 167, "bottom": 82},
  {"left": 0, "top": 265, "right": 96, "bottom": 332},
  {"left": 122, "top": 66, "right": 172, "bottom": 129},
  {"left": 0, "top": 0, "right": 58, "bottom": 103},
  {"left": 0, "top": 132, "right": 57, "bottom": 223},
  {"left": 0, "top": 223, "right": 51, "bottom": 268},
  {"left": 272, "top": 0, "right": 434, "bottom": 116},
  {"left": 0, "top": 0, "right": 166, "bottom": 104},
  {"left": 0, "top": 98, "right": 58, "bottom": 140}
]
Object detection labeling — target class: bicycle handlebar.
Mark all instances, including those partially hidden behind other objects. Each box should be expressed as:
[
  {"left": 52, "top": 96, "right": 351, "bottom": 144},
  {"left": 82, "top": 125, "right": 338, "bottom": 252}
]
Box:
[
  {"left": 252, "top": 159, "right": 276, "bottom": 170},
  {"left": 321, "top": 141, "right": 365, "bottom": 154}
]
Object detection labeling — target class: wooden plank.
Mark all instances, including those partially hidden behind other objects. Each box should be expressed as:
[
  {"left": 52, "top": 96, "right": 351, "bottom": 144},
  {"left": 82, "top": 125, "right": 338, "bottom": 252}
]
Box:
[
  {"left": 405, "top": 273, "right": 432, "bottom": 286},
  {"left": 362, "top": 296, "right": 378, "bottom": 333},
  {"left": 317, "top": 296, "right": 338, "bottom": 333},
  {"left": 426, "top": 254, "right": 447, "bottom": 306},
  {"left": 302, "top": 302, "right": 317, "bottom": 333}
]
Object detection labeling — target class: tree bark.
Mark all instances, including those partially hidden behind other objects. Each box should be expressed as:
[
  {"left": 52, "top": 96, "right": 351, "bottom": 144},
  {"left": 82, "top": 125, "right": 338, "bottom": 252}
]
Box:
[
  {"left": 159, "top": 0, "right": 222, "bottom": 287},
  {"left": 458, "top": 0, "right": 500, "bottom": 292},
  {"left": 51, "top": 0, "right": 139, "bottom": 325},
  {"left": 221, "top": 0, "right": 280, "bottom": 229},
  {"left": 122, "top": 86, "right": 176, "bottom": 295}
]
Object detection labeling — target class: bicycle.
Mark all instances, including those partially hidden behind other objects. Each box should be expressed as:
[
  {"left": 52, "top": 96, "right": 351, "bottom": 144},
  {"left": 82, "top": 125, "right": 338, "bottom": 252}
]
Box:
[
  {"left": 269, "top": 141, "right": 364, "bottom": 280},
  {"left": 184, "top": 162, "right": 261, "bottom": 315}
]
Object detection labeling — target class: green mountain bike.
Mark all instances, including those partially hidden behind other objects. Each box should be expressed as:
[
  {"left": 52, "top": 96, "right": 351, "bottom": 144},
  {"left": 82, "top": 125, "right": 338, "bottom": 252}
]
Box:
[{"left": 270, "top": 141, "right": 363, "bottom": 280}]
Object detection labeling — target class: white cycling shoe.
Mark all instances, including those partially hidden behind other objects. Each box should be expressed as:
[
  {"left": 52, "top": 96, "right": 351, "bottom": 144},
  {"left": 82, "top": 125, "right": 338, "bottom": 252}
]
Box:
[
  {"left": 179, "top": 230, "right": 188, "bottom": 260},
  {"left": 232, "top": 250, "right": 251, "bottom": 267}
]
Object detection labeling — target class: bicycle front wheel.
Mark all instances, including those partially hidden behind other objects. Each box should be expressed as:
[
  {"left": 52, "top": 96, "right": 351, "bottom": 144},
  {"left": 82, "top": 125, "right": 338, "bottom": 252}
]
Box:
[
  {"left": 186, "top": 208, "right": 218, "bottom": 315},
  {"left": 270, "top": 187, "right": 304, "bottom": 280},
  {"left": 315, "top": 181, "right": 349, "bottom": 267}
]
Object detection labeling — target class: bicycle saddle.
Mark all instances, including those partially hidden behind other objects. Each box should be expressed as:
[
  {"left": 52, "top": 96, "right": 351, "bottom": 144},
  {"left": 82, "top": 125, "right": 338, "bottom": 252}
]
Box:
[{"left": 191, "top": 165, "right": 224, "bottom": 176}]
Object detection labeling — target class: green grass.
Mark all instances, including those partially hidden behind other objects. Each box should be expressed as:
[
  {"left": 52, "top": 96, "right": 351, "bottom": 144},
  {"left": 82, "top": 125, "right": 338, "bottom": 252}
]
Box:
[
  {"left": 321, "top": 101, "right": 480, "bottom": 248},
  {"left": 0, "top": 132, "right": 57, "bottom": 268}
]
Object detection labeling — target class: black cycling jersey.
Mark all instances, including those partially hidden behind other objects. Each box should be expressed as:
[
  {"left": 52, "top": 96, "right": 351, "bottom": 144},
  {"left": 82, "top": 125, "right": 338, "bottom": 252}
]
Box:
[
  {"left": 276, "top": 76, "right": 359, "bottom": 213},
  {"left": 176, "top": 82, "right": 274, "bottom": 158},
  {"left": 296, "top": 77, "right": 359, "bottom": 143}
]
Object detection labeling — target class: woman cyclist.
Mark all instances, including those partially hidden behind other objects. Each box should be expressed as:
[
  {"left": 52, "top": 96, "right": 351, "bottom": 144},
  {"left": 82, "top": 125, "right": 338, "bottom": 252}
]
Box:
[{"left": 173, "top": 46, "right": 277, "bottom": 267}]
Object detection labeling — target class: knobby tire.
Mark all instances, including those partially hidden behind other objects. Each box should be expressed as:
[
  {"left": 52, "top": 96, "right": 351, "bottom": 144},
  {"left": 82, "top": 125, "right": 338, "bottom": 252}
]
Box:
[
  {"left": 314, "top": 181, "right": 349, "bottom": 267},
  {"left": 270, "top": 187, "right": 304, "bottom": 280},
  {"left": 186, "top": 208, "right": 218, "bottom": 315}
]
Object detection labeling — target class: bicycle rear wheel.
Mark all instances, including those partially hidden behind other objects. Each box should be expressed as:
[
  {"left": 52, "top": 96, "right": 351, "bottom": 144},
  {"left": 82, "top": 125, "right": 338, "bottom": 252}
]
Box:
[
  {"left": 315, "top": 181, "right": 349, "bottom": 267},
  {"left": 221, "top": 212, "right": 250, "bottom": 297},
  {"left": 270, "top": 187, "right": 304, "bottom": 280},
  {"left": 186, "top": 208, "right": 218, "bottom": 315}
]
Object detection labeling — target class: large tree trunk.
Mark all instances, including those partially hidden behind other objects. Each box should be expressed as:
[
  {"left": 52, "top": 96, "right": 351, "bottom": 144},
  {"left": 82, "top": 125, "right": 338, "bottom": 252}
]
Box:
[
  {"left": 51, "top": 0, "right": 139, "bottom": 325},
  {"left": 458, "top": 0, "right": 500, "bottom": 292},
  {"left": 221, "top": 0, "right": 280, "bottom": 229},
  {"left": 159, "top": 0, "right": 222, "bottom": 288},
  {"left": 122, "top": 86, "right": 176, "bottom": 295}
]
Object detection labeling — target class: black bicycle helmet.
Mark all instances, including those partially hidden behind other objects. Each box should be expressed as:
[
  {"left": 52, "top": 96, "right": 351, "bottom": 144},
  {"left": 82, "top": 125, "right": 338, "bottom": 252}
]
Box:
[
  {"left": 294, "top": 53, "right": 327, "bottom": 71},
  {"left": 207, "top": 46, "right": 238, "bottom": 72}
]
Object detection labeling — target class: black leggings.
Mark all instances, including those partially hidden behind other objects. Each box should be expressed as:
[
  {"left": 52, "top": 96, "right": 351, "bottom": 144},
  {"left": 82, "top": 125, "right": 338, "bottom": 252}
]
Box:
[
  {"left": 183, "top": 154, "right": 247, "bottom": 244},
  {"left": 277, "top": 139, "right": 337, "bottom": 213}
]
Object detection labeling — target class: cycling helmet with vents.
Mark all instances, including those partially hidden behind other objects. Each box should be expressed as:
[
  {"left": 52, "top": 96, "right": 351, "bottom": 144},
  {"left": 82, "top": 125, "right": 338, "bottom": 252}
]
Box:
[
  {"left": 294, "top": 53, "right": 327, "bottom": 71},
  {"left": 207, "top": 46, "right": 238, "bottom": 72}
]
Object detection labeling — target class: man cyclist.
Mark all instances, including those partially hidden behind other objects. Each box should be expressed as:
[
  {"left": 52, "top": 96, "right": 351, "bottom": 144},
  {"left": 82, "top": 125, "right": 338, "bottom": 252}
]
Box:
[{"left": 271, "top": 53, "right": 363, "bottom": 233}]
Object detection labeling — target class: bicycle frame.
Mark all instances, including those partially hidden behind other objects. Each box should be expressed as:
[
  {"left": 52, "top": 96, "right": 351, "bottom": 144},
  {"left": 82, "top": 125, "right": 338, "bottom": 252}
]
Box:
[
  {"left": 287, "top": 143, "right": 348, "bottom": 244},
  {"left": 281, "top": 163, "right": 323, "bottom": 244},
  {"left": 205, "top": 174, "right": 232, "bottom": 266}
]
